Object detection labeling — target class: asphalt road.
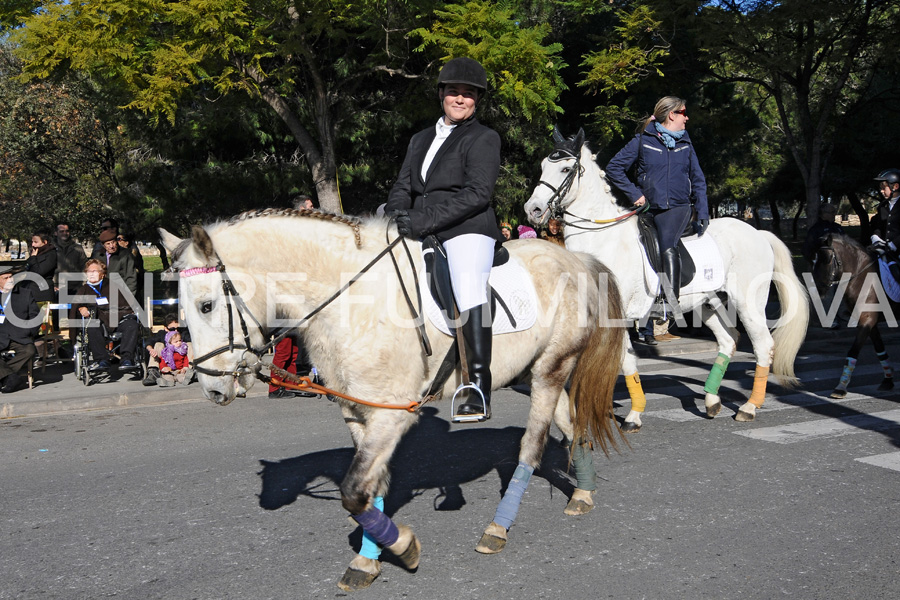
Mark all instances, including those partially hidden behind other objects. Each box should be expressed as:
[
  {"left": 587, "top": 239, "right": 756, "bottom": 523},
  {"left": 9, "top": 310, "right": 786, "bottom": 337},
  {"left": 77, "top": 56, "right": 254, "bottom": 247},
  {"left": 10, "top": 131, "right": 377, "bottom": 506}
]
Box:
[{"left": 2, "top": 337, "right": 899, "bottom": 599}]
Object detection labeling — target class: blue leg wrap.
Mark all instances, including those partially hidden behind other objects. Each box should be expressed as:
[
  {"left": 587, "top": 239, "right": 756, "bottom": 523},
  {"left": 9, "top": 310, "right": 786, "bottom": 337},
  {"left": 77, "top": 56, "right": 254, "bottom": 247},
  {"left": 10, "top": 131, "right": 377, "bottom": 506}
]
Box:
[
  {"left": 353, "top": 499, "right": 398, "bottom": 549},
  {"left": 358, "top": 496, "right": 384, "bottom": 560},
  {"left": 492, "top": 462, "right": 534, "bottom": 530}
]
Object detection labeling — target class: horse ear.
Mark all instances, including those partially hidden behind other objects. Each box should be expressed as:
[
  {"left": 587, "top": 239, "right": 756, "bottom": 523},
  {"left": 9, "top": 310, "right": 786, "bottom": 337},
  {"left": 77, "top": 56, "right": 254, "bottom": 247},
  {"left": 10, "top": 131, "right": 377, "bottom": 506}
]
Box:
[
  {"left": 825, "top": 233, "right": 833, "bottom": 245},
  {"left": 158, "top": 228, "right": 183, "bottom": 255},
  {"left": 191, "top": 225, "right": 216, "bottom": 262},
  {"left": 552, "top": 125, "right": 566, "bottom": 144},
  {"left": 574, "top": 128, "right": 586, "bottom": 151}
]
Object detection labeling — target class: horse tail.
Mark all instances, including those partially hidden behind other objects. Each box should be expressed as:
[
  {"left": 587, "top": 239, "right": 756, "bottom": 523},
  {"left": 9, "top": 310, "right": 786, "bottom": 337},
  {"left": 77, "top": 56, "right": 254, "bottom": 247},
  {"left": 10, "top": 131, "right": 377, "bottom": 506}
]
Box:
[
  {"left": 568, "top": 255, "right": 627, "bottom": 456},
  {"left": 760, "top": 230, "right": 810, "bottom": 387}
]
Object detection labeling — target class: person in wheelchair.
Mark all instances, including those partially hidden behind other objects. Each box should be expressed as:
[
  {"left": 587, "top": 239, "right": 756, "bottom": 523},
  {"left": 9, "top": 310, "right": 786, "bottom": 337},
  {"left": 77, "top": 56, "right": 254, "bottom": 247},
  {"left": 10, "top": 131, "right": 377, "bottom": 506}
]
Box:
[{"left": 73, "top": 259, "right": 141, "bottom": 372}]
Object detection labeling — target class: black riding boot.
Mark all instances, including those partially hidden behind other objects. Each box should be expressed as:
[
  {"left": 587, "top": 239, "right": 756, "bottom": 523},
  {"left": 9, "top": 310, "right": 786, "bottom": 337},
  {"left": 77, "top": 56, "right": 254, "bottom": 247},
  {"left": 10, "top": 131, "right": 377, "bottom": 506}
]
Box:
[
  {"left": 455, "top": 302, "right": 492, "bottom": 421},
  {"left": 661, "top": 247, "right": 682, "bottom": 320}
]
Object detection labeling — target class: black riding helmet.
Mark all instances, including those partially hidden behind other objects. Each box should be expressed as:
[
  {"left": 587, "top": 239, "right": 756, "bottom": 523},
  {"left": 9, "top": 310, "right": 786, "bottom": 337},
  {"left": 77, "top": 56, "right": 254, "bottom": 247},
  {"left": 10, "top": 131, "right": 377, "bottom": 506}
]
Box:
[
  {"left": 437, "top": 57, "right": 488, "bottom": 95},
  {"left": 874, "top": 169, "right": 900, "bottom": 186}
]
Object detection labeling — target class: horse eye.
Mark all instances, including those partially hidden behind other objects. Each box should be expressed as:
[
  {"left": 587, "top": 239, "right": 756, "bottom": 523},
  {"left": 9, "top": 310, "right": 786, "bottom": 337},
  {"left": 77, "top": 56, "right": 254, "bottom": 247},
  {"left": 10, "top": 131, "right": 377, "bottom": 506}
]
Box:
[
  {"left": 200, "top": 301, "right": 213, "bottom": 314},
  {"left": 562, "top": 167, "right": 571, "bottom": 173}
]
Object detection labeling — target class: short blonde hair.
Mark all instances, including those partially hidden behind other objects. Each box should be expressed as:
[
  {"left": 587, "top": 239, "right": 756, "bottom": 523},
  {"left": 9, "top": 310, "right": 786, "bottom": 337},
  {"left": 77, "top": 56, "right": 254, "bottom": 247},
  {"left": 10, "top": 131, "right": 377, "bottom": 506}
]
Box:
[{"left": 83, "top": 258, "right": 107, "bottom": 277}]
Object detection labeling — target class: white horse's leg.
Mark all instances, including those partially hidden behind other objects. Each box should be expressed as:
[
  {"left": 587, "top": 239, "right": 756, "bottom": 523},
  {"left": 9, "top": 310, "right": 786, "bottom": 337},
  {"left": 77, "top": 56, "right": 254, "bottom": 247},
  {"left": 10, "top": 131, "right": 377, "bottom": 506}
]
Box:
[
  {"left": 620, "top": 338, "right": 646, "bottom": 432},
  {"left": 732, "top": 299, "right": 776, "bottom": 422},
  {"left": 699, "top": 303, "right": 739, "bottom": 418},
  {"left": 553, "top": 391, "right": 595, "bottom": 516},
  {"left": 338, "top": 408, "right": 420, "bottom": 589},
  {"left": 477, "top": 356, "right": 576, "bottom": 554}
]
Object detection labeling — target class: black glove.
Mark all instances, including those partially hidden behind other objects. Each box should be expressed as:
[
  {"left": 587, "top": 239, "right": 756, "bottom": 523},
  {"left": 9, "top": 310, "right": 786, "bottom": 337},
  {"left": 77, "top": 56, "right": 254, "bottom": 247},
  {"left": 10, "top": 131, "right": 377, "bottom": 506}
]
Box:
[
  {"left": 693, "top": 219, "right": 709, "bottom": 237},
  {"left": 868, "top": 241, "right": 888, "bottom": 256},
  {"left": 386, "top": 209, "right": 415, "bottom": 239}
]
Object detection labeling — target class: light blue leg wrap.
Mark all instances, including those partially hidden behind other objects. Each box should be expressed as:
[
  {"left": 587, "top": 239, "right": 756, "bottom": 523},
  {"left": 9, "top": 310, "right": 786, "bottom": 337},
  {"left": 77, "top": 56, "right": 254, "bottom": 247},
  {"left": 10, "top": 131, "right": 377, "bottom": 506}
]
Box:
[
  {"left": 493, "top": 462, "right": 534, "bottom": 530},
  {"left": 358, "top": 496, "right": 384, "bottom": 560}
]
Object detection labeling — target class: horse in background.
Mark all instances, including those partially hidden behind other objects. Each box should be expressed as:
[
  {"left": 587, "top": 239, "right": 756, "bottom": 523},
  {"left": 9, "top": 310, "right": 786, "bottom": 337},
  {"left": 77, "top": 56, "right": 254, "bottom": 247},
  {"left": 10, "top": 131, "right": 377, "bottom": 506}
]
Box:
[
  {"left": 160, "top": 208, "right": 626, "bottom": 591},
  {"left": 524, "top": 129, "right": 810, "bottom": 426},
  {"left": 811, "top": 233, "right": 895, "bottom": 397}
]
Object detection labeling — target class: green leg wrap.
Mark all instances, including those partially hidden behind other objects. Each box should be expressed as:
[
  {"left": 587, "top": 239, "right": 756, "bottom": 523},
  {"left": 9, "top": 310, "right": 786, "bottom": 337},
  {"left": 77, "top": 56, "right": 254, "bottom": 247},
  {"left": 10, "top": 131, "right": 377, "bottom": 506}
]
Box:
[
  {"left": 703, "top": 352, "right": 731, "bottom": 395},
  {"left": 571, "top": 440, "right": 597, "bottom": 492}
]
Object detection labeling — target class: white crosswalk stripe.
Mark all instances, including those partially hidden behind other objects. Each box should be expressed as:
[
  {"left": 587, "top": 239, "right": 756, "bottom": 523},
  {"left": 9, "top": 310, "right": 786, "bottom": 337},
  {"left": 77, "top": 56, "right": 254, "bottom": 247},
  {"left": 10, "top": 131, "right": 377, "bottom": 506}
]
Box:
[{"left": 621, "top": 348, "right": 900, "bottom": 471}]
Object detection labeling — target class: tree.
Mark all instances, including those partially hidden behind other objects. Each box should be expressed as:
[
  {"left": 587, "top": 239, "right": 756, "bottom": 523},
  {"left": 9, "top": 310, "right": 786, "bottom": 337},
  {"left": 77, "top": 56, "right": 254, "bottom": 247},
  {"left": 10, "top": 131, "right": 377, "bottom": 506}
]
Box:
[
  {"left": 8, "top": 1, "right": 569, "bottom": 217},
  {"left": 697, "top": 0, "right": 900, "bottom": 226},
  {"left": 0, "top": 44, "right": 122, "bottom": 241}
]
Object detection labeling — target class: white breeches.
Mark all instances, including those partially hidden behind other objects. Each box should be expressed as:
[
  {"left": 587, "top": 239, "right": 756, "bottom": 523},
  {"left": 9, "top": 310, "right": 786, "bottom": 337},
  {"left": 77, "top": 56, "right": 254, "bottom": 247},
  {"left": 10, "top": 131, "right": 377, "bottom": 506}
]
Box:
[{"left": 443, "top": 233, "right": 494, "bottom": 312}]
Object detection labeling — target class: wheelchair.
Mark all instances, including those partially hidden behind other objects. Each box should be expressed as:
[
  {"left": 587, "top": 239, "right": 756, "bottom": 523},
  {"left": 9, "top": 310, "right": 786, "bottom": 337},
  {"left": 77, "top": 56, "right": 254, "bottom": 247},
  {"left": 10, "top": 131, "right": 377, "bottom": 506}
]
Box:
[{"left": 72, "top": 312, "right": 147, "bottom": 385}]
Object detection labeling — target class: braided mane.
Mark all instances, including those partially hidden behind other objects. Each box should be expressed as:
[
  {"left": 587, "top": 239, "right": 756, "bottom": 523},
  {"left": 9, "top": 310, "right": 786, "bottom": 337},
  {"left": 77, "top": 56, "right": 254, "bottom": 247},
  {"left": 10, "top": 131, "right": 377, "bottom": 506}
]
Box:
[{"left": 225, "top": 207, "right": 363, "bottom": 247}]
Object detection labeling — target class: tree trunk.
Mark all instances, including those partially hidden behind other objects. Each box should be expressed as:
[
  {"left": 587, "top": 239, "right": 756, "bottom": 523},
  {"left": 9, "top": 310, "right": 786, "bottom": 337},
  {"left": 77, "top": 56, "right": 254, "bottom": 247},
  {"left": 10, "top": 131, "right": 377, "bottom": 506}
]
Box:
[
  {"left": 768, "top": 195, "right": 781, "bottom": 236},
  {"left": 792, "top": 200, "right": 804, "bottom": 240},
  {"left": 846, "top": 192, "right": 871, "bottom": 243}
]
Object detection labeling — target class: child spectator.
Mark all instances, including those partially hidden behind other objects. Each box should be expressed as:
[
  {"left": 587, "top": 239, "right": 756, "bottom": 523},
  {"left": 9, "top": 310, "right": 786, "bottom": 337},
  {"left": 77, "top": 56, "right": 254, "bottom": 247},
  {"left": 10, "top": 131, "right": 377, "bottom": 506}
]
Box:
[{"left": 157, "top": 330, "right": 193, "bottom": 387}]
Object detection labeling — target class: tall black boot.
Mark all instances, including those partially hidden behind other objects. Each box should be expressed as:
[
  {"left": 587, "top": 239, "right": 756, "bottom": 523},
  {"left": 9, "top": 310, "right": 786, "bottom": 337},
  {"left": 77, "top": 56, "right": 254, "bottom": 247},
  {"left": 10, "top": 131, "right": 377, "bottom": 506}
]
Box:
[
  {"left": 455, "top": 302, "right": 492, "bottom": 421},
  {"left": 661, "top": 247, "right": 682, "bottom": 320}
]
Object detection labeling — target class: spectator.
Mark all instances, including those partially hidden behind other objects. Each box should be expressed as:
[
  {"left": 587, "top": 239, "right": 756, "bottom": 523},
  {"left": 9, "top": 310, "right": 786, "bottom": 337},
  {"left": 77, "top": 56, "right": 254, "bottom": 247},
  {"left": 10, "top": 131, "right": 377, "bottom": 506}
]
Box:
[
  {"left": 91, "top": 217, "right": 119, "bottom": 257},
  {"left": 540, "top": 218, "right": 565, "bottom": 246},
  {"left": 293, "top": 195, "right": 315, "bottom": 210},
  {"left": 25, "top": 231, "right": 57, "bottom": 303},
  {"left": 142, "top": 312, "right": 192, "bottom": 386},
  {"left": 117, "top": 231, "right": 145, "bottom": 297},
  {"left": 268, "top": 335, "right": 316, "bottom": 398},
  {"left": 518, "top": 225, "right": 537, "bottom": 239},
  {"left": 157, "top": 329, "right": 193, "bottom": 387},
  {"left": 0, "top": 265, "right": 40, "bottom": 393},
  {"left": 55, "top": 222, "right": 88, "bottom": 347},
  {"left": 92, "top": 228, "right": 137, "bottom": 297},
  {"left": 73, "top": 259, "right": 140, "bottom": 372},
  {"left": 500, "top": 222, "right": 512, "bottom": 241}
]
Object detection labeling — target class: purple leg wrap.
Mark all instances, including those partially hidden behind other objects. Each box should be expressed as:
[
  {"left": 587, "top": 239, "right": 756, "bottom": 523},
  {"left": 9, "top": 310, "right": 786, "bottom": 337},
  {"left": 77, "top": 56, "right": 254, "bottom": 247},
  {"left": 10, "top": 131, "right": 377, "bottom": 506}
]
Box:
[{"left": 352, "top": 505, "right": 399, "bottom": 548}]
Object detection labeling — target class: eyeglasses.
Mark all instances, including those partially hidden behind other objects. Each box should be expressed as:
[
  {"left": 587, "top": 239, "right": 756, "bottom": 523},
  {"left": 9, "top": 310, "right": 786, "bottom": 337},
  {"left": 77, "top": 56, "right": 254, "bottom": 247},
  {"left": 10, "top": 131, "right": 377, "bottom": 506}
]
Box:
[
  {"left": 672, "top": 109, "right": 687, "bottom": 116},
  {"left": 166, "top": 326, "right": 178, "bottom": 331},
  {"left": 116, "top": 237, "right": 126, "bottom": 241}
]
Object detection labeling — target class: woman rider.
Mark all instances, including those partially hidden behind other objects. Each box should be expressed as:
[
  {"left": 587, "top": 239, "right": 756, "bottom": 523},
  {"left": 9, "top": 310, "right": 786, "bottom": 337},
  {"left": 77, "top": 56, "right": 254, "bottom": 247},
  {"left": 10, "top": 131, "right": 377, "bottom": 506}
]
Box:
[
  {"left": 385, "top": 57, "right": 502, "bottom": 422},
  {"left": 606, "top": 96, "right": 709, "bottom": 320}
]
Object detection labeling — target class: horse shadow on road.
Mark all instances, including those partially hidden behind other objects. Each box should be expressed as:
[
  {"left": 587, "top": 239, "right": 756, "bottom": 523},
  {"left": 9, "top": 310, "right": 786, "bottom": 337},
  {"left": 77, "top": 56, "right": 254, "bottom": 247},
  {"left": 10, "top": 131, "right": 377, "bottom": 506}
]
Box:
[{"left": 256, "top": 406, "right": 575, "bottom": 516}]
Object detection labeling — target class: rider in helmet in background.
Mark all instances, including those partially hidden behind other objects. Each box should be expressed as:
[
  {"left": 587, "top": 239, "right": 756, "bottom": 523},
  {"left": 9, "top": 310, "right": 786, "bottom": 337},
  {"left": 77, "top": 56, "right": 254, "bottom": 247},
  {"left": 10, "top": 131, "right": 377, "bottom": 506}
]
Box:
[
  {"left": 385, "top": 57, "right": 502, "bottom": 422},
  {"left": 869, "top": 169, "right": 900, "bottom": 281}
]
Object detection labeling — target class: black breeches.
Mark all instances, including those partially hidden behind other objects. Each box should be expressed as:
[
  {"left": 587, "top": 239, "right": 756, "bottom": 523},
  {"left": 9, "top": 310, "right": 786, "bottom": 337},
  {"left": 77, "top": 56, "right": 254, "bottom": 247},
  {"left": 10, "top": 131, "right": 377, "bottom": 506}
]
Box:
[{"left": 652, "top": 205, "right": 692, "bottom": 250}]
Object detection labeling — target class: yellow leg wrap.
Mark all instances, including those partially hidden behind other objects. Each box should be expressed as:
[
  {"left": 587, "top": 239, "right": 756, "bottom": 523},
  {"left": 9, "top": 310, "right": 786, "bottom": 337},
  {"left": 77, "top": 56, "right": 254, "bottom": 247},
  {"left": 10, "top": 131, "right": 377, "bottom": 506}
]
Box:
[
  {"left": 625, "top": 372, "right": 646, "bottom": 413},
  {"left": 748, "top": 365, "right": 770, "bottom": 408}
]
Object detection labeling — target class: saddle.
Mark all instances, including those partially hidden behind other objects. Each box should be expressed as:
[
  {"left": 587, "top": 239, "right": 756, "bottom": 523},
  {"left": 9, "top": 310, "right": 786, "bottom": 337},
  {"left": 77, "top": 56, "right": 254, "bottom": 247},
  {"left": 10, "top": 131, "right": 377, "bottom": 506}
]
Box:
[
  {"left": 636, "top": 212, "right": 696, "bottom": 288},
  {"left": 421, "top": 235, "right": 515, "bottom": 328}
]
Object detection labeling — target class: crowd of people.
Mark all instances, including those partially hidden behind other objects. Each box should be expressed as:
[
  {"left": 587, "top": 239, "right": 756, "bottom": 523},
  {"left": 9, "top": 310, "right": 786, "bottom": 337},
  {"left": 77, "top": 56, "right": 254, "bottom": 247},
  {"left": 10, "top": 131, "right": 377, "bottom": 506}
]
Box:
[{"left": 0, "top": 217, "right": 184, "bottom": 394}]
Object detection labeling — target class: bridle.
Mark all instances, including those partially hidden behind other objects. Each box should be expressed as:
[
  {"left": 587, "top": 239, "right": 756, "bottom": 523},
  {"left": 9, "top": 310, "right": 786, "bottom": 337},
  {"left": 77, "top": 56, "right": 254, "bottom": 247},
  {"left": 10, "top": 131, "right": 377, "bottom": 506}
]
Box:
[{"left": 535, "top": 148, "right": 647, "bottom": 231}]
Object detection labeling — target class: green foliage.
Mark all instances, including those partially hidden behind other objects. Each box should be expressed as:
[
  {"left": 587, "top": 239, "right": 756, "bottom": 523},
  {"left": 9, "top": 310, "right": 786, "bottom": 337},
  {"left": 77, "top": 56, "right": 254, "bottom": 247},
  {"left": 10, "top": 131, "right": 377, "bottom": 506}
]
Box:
[{"left": 412, "top": 1, "right": 567, "bottom": 125}]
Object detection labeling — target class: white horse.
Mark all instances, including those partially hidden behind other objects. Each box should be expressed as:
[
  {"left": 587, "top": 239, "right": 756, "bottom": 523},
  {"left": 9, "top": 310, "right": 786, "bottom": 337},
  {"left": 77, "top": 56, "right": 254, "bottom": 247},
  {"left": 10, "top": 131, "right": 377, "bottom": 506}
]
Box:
[
  {"left": 524, "top": 131, "right": 809, "bottom": 426},
  {"left": 160, "top": 208, "right": 626, "bottom": 591}
]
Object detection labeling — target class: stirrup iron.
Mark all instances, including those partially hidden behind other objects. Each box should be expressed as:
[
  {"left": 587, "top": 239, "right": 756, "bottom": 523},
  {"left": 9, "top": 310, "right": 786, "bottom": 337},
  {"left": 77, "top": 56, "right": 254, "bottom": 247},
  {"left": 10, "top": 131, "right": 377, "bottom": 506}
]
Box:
[{"left": 450, "top": 382, "right": 488, "bottom": 423}]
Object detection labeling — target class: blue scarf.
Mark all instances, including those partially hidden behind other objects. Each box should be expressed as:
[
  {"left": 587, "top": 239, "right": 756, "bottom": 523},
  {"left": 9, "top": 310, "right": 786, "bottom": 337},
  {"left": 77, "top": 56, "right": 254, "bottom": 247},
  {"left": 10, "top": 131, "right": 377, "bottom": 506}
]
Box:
[{"left": 654, "top": 122, "right": 685, "bottom": 149}]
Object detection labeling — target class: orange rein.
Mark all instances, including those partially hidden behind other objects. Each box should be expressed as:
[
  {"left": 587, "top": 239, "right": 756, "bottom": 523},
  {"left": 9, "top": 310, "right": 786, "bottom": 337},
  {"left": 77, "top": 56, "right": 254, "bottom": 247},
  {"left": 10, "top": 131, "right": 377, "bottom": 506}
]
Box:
[{"left": 268, "top": 367, "right": 421, "bottom": 413}]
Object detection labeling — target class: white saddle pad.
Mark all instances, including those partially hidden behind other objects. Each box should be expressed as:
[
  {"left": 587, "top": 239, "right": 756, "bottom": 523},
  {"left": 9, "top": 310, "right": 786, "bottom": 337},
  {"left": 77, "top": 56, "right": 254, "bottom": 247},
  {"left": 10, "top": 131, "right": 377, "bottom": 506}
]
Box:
[
  {"left": 421, "top": 255, "right": 538, "bottom": 337},
  {"left": 878, "top": 258, "right": 900, "bottom": 302},
  {"left": 642, "top": 233, "right": 726, "bottom": 295}
]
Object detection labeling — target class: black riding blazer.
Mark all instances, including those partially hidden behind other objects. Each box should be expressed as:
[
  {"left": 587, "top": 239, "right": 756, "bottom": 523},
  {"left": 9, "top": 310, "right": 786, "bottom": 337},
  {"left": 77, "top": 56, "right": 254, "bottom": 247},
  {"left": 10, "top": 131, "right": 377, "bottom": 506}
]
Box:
[
  {"left": 386, "top": 117, "right": 502, "bottom": 243},
  {"left": 870, "top": 199, "right": 900, "bottom": 249}
]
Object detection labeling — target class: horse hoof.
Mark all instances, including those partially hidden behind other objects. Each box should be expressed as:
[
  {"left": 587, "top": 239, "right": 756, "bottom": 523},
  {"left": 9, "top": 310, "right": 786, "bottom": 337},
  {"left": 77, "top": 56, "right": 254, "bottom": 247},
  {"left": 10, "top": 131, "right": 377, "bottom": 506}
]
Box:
[
  {"left": 475, "top": 522, "right": 507, "bottom": 554},
  {"left": 734, "top": 407, "right": 756, "bottom": 422},
  {"left": 830, "top": 389, "right": 848, "bottom": 399},
  {"left": 337, "top": 566, "right": 380, "bottom": 591},
  {"left": 387, "top": 524, "right": 421, "bottom": 571},
  {"left": 337, "top": 556, "right": 381, "bottom": 591},
  {"left": 877, "top": 379, "right": 894, "bottom": 392},
  {"left": 564, "top": 488, "right": 595, "bottom": 516},
  {"left": 706, "top": 401, "right": 722, "bottom": 418},
  {"left": 620, "top": 420, "right": 642, "bottom": 433}
]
